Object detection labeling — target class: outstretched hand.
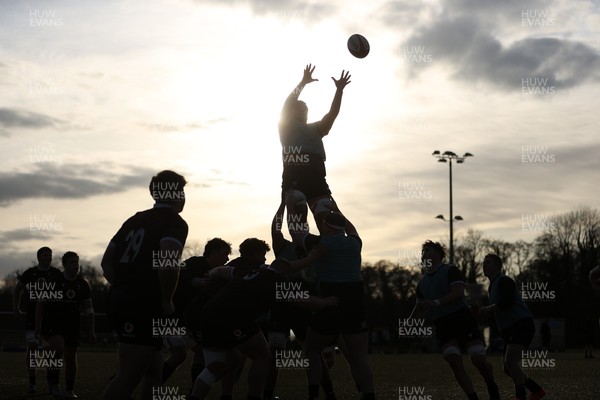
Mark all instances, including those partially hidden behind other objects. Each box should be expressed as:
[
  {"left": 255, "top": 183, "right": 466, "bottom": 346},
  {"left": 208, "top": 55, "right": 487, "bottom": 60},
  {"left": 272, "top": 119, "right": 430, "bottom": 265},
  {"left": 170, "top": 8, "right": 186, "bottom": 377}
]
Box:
[
  {"left": 332, "top": 70, "right": 351, "bottom": 90},
  {"left": 301, "top": 64, "right": 318, "bottom": 85}
]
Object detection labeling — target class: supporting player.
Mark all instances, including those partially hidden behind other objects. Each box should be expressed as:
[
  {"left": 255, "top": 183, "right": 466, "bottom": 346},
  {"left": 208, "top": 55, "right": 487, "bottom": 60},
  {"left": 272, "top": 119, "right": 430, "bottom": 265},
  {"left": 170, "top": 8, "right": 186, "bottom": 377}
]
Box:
[
  {"left": 267, "top": 199, "right": 339, "bottom": 400},
  {"left": 35, "top": 251, "right": 96, "bottom": 399},
  {"left": 12, "top": 246, "right": 61, "bottom": 395},
  {"left": 164, "top": 238, "right": 232, "bottom": 388},
  {"left": 286, "top": 195, "right": 375, "bottom": 400},
  {"left": 100, "top": 170, "right": 188, "bottom": 400},
  {"left": 410, "top": 240, "right": 501, "bottom": 400},
  {"left": 480, "top": 254, "right": 546, "bottom": 400},
  {"left": 279, "top": 64, "right": 351, "bottom": 232},
  {"left": 190, "top": 248, "right": 335, "bottom": 400}
]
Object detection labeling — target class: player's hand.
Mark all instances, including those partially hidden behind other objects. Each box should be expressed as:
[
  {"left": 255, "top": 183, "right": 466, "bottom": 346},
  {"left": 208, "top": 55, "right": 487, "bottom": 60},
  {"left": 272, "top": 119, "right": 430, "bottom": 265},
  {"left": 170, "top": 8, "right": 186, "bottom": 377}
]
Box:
[
  {"left": 590, "top": 265, "right": 600, "bottom": 289},
  {"left": 301, "top": 64, "right": 318, "bottom": 85},
  {"left": 332, "top": 70, "right": 351, "bottom": 90}
]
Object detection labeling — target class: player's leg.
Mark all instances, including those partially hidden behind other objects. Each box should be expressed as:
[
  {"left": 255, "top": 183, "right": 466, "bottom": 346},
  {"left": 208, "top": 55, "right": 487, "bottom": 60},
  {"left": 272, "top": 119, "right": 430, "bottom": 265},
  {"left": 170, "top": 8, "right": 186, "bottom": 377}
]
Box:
[
  {"left": 162, "top": 338, "right": 187, "bottom": 384},
  {"left": 140, "top": 346, "right": 163, "bottom": 400},
  {"left": 100, "top": 343, "right": 159, "bottom": 400},
  {"left": 220, "top": 352, "right": 246, "bottom": 399},
  {"left": 63, "top": 345, "right": 78, "bottom": 398},
  {"left": 25, "top": 331, "right": 39, "bottom": 393},
  {"left": 264, "top": 331, "right": 288, "bottom": 400},
  {"left": 304, "top": 328, "right": 337, "bottom": 400},
  {"left": 190, "top": 344, "right": 205, "bottom": 390},
  {"left": 191, "top": 348, "right": 237, "bottom": 400},
  {"left": 45, "top": 334, "right": 65, "bottom": 397},
  {"left": 466, "top": 340, "right": 500, "bottom": 400},
  {"left": 236, "top": 331, "right": 271, "bottom": 400},
  {"left": 504, "top": 343, "right": 527, "bottom": 399},
  {"left": 441, "top": 341, "right": 479, "bottom": 399},
  {"left": 341, "top": 332, "right": 375, "bottom": 398}
]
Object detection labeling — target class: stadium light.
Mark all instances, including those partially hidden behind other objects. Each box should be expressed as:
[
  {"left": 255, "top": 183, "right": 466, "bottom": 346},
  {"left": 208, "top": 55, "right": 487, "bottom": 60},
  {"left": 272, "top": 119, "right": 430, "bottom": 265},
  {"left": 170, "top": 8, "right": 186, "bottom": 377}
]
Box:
[{"left": 432, "top": 151, "right": 473, "bottom": 264}]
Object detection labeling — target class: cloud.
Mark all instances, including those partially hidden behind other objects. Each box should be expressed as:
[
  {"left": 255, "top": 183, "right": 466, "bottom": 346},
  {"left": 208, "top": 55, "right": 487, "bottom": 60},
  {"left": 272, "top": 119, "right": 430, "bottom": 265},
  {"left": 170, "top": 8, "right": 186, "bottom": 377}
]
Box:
[
  {"left": 0, "top": 164, "right": 156, "bottom": 207},
  {"left": 191, "top": 0, "right": 337, "bottom": 21},
  {"left": 399, "top": 17, "right": 600, "bottom": 90},
  {"left": 0, "top": 107, "right": 64, "bottom": 132}
]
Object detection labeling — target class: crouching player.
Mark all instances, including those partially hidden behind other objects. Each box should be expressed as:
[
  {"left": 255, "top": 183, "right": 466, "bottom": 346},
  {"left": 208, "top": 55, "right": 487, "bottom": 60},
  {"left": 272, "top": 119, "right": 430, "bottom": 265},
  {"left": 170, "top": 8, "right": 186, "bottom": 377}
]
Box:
[
  {"left": 410, "top": 241, "right": 500, "bottom": 400},
  {"left": 480, "top": 254, "right": 545, "bottom": 400},
  {"left": 35, "top": 251, "right": 95, "bottom": 398},
  {"left": 190, "top": 247, "right": 336, "bottom": 400}
]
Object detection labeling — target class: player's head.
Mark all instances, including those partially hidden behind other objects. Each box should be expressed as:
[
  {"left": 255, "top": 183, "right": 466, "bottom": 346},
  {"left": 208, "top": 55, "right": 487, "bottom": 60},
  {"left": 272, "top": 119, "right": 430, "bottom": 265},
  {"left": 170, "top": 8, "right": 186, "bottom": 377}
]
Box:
[
  {"left": 36, "top": 246, "right": 52, "bottom": 268},
  {"left": 61, "top": 251, "right": 80, "bottom": 276},
  {"left": 285, "top": 100, "right": 308, "bottom": 124},
  {"left": 204, "top": 238, "right": 232, "bottom": 267},
  {"left": 239, "top": 238, "right": 271, "bottom": 265},
  {"left": 149, "top": 170, "right": 187, "bottom": 213},
  {"left": 322, "top": 212, "right": 346, "bottom": 234},
  {"left": 421, "top": 240, "right": 445, "bottom": 272},
  {"left": 482, "top": 253, "right": 502, "bottom": 279}
]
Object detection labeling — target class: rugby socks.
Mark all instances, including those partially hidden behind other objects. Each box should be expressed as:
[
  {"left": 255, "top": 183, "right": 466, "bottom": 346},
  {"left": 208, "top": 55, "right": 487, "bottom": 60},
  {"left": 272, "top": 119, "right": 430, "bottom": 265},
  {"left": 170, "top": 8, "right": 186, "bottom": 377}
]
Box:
[
  {"left": 220, "top": 396, "right": 233, "bottom": 400},
  {"left": 321, "top": 375, "right": 335, "bottom": 398},
  {"left": 515, "top": 385, "right": 527, "bottom": 399},
  {"left": 66, "top": 378, "right": 75, "bottom": 392},
  {"left": 161, "top": 361, "right": 177, "bottom": 384},
  {"left": 28, "top": 373, "right": 36, "bottom": 385},
  {"left": 525, "top": 378, "right": 543, "bottom": 393},
  {"left": 246, "top": 396, "right": 261, "bottom": 400},
  {"left": 361, "top": 393, "right": 375, "bottom": 400},
  {"left": 263, "top": 391, "right": 273, "bottom": 400},
  {"left": 308, "top": 384, "right": 320, "bottom": 400},
  {"left": 47, "top": 368, "right": 60, "bottom": 386},
  {"left": 467, "top": 393, "right": 479, "bottom": 400}
]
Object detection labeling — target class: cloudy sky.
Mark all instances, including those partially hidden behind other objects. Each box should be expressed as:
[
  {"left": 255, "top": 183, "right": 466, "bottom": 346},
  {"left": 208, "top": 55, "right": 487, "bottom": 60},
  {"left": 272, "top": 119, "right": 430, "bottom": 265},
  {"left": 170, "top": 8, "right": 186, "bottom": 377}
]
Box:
[{"left": 1, "top": 0, "right": 599, "bottom": 279}]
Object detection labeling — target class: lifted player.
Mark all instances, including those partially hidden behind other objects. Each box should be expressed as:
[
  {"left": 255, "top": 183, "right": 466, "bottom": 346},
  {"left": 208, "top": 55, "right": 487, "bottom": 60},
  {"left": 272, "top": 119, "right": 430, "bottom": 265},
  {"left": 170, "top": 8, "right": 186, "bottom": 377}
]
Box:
[
  {"left": 279, "top": 64, "right": 351, "bottom": 232},
  {"left": 410, "top": 240, "right": 501, "bottom": 400},
  {"left": 12, "top": 246, "right": 61, "bottom": 395},
  {"left": 100, "top": 170, "right": 188, "bottom": 400},
  {"left": 35, "top": 251, "right": 95, "bottom": 399},
  {"left": 480, "top": 254, "right": 545, "bottom": 400}
]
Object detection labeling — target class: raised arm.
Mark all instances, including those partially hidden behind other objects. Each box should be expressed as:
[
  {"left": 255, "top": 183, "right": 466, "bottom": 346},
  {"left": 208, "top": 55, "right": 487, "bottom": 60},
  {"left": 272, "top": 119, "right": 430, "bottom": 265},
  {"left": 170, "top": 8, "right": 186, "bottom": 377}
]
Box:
[
  {"left": 283, "top": 64, "right": 318, "bottom": 107},
  {"left": 319, "top": 70, "right": 351, "bottom": 136}
]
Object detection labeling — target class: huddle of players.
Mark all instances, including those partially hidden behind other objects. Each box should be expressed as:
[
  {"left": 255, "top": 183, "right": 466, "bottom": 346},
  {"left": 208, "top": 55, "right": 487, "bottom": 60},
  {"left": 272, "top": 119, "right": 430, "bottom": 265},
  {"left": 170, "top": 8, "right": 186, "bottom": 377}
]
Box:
[{"left": 12, "top": 247, "right": 95, "bottom": 398}]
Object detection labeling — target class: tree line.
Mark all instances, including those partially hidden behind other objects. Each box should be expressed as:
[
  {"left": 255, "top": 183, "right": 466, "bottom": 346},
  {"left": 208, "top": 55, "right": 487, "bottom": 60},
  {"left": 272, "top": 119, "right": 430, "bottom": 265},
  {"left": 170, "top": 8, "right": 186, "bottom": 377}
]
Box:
[{"left": 1, "top": 206, "right": 599, "bottom": 347}]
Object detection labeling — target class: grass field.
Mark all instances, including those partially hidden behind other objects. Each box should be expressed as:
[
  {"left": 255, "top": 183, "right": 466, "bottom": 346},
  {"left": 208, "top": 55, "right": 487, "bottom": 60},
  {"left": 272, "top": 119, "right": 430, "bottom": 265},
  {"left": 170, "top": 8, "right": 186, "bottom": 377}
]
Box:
[{"left": 0, "top": 350, "right": 598, "bottom": 399}]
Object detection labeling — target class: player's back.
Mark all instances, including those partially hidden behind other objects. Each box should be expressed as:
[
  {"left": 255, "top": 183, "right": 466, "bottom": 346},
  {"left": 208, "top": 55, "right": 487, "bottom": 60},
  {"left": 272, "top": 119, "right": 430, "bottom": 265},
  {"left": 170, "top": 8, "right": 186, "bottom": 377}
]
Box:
[{"left": 110, "top": 206, "right": 188, "bottom": 293}]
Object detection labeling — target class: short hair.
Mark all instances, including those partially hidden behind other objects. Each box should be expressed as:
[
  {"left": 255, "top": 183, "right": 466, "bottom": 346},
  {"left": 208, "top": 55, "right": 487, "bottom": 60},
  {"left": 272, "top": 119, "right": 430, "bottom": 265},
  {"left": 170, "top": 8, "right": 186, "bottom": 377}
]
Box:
[
  {"left": 149, "top": 170, "right": 187, "bottom": 203},
  {"left": 203, "top": 238, "right": 232, "bottom": 257},
  {"left": 61, "top": 251, "right": 79, "bottom": 266},
  {"left": 421, "top": 240, "right": 446, "bottom": 260},
  {"left": 485, "top": 253, "right": 503, "bottom": 268},
  {"left": 37, "top": 246, "right": 52, "bottom": 258},
  {"left": 239, "top": 238, "right": 270, "bottom": 258}
]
